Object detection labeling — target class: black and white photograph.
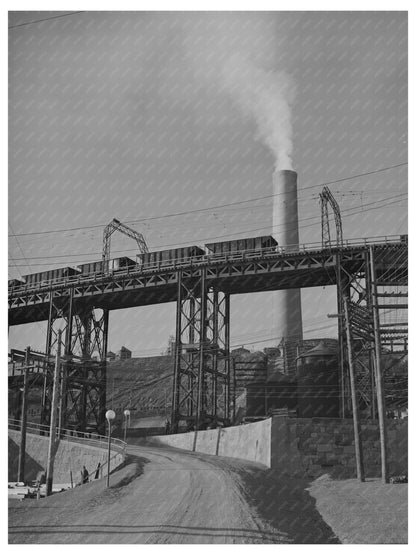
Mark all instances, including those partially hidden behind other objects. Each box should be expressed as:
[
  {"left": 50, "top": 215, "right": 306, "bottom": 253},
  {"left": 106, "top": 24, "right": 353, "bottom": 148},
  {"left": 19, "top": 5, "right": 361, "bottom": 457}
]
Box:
[{"left": 7, "top": 6, "right": 408, "bottom": 545}]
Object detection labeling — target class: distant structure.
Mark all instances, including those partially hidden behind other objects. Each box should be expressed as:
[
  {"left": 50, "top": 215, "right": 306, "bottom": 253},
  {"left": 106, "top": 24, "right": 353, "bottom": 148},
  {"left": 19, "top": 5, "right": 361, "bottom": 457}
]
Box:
[
  {"left": 116, "top": 346, "right": 132, "bottom": 360},
  {"left": 106, "top": 351, "right": 116, "bottom": 361},
  {"left": 165, "top": 335, "right": 176, "bottom": 356},
  {"left": 231, "top": 347, "right": 250, "bottom": 356}
]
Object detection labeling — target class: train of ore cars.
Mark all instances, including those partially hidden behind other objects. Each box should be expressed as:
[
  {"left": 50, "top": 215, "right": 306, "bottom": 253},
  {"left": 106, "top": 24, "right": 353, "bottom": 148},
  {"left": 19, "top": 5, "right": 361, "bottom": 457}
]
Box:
[{"left": 9, "top": 235, "right": 284, "bottom": 292}]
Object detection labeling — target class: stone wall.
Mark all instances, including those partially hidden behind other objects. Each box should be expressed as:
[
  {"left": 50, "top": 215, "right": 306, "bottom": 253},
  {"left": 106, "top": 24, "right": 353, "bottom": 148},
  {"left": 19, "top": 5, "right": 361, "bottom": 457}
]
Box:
[
  {"left": 271, "top": 417, "right": 408, "bottom": 479},
  {"left": 8, "top": 430, "right": 125, "bottom": 485}
]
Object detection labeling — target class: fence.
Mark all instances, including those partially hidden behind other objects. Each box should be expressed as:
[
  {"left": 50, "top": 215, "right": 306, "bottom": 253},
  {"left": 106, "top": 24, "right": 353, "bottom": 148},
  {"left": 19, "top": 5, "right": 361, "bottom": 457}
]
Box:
[{"left": 8, "top": 418, "right": 126, "bottom": 483}]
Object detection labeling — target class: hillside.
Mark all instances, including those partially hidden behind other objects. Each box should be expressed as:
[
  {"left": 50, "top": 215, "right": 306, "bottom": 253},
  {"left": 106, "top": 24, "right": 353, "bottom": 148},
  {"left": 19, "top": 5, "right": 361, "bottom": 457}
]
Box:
[
  {"left": 105, "top": 341, "right": 408, "bottom": 428},
  {"left": 105, "top": 340, "right": 340, "bottom": 426},
  {"left": 107, "top": 356, "right": 174, "bottom": 425}
]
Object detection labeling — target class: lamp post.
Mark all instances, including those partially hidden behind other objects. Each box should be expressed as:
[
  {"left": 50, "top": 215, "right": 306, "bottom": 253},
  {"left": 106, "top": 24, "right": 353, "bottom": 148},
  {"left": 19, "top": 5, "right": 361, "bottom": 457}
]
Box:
[
  {"left": 105, "top": 409, "right": 116, "bottom": 487},
  {"left": 123, "top": 409, "right": 130, "bottom": 444}
]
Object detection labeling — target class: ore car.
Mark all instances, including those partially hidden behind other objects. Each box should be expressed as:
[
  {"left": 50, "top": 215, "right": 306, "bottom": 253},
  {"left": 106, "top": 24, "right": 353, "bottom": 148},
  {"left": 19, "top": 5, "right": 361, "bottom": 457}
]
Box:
[
  {"left": 77, "top": 257, "right": 136, "bottom": 276},
  {"left": 22, "top": 266, "right": 80, "bottom": 288},
  {"left": 139, "top": 246, "right": 205, "bottom": 268},
  {"left": 205, "top": 235, "right": 278, "bottom": 255},
  {"left": 8, "top": 278, "right": 25, "bottom": 288}
]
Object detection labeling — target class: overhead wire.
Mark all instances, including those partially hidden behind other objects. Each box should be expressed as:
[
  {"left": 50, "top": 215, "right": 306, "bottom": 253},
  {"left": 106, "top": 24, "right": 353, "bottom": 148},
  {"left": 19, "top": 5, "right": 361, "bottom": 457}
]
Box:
[
  {"left": 8, "top": 192, "right": 408, "bottom": 267},
  {"left": 8, "top": 162, "right": 408, "bottom": 239},
  {"left": 8, "top": 11, "right": 85, "bottom": 29},
  {"left": 8, "top": 223, "right": 47, "bottom": 338},
  {"left": 10, "top": 187, "right": 406, "bottom": 251}
]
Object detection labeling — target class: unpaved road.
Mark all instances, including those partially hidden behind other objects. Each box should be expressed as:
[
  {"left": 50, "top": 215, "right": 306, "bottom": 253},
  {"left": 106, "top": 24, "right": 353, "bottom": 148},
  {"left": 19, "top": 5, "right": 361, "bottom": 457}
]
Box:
[{"left": 9, "top": 443, "right": 338, "bottom": 544}]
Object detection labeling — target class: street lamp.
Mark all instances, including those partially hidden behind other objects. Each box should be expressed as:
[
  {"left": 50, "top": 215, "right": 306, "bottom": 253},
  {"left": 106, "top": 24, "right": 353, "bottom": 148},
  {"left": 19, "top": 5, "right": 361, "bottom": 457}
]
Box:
[
  {"left": 105, "top": 409, "right": 116, "bottom": 487},
  {"left": 123, "top": 409, "right": 130, "bottom": 444}
]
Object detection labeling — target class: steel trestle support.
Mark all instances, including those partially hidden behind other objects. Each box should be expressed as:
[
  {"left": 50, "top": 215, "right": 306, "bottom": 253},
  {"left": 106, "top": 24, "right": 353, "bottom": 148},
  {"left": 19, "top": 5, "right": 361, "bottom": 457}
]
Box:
[
  {"left": 171, "top": 269, "right": 231, "bottom": 433},
  {"left": 337, "top": 245, "right": 407, "bottom": 418},
  {"left": 337, "top": 251, "right": 376, "bottom": 417},
  {"left": 43, "top": 291, "right": 108, "bottom": 433},
  {"left": 338, "top": 244, "right": 407, "bottom": 480}
]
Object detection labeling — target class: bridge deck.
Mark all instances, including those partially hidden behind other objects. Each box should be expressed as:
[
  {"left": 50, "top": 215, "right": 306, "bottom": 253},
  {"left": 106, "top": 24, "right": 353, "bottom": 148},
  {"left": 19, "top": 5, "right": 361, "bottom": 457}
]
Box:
[{"left": 8, "top": 238, "right": 407, "bottom": 326}]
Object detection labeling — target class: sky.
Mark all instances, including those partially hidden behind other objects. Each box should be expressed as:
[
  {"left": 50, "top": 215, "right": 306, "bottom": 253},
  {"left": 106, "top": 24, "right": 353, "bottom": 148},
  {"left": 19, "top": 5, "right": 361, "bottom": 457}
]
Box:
[{"left": 8, "top": 11, "right": 408, "bottom": 356}]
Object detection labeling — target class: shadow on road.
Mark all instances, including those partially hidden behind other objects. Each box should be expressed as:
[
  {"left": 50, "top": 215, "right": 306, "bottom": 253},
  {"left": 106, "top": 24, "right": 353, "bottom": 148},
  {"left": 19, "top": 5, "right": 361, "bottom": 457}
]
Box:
[
  {"left": 9, "top": 446, "right": 340, "bottom": 544},
  {"left": 238, "top": 466, "right": 340, "bottom": 544}
]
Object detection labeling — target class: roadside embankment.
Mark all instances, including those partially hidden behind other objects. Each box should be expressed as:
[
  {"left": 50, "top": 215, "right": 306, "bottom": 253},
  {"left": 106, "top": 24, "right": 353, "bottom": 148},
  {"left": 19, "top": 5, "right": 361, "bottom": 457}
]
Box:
[{"left": 8, "top": 430, "right": 124, "bottom": 484}]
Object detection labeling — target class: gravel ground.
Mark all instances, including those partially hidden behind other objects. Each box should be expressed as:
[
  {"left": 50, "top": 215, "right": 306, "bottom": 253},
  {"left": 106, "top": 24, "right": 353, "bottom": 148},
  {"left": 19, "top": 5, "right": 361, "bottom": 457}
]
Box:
[
  {"left": 9, "top": 443, "right": 335, "bottom": 544},
  {"left": 9, "top": 442, "right": 405, "bottom": 544},
  {"left": 307, "top": 474, "right": 408, "bottom": 544}
]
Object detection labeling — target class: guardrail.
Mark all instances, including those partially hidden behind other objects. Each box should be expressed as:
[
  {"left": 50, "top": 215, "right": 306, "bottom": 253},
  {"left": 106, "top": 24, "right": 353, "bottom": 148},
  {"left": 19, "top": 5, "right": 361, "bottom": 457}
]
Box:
[
  {"left": 8, "top": 234, "right": 407, "bottom": 296},
  {"left": 8, "top": 418, "right": 126, "bottom": 483}
]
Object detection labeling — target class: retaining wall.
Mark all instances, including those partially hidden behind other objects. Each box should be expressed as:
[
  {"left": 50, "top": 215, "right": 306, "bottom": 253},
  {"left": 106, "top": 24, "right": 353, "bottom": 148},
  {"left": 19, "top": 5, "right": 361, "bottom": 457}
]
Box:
[
  {"left": 147, "top": 418, "right": 272, "bottom": 467},
  {"left": 8, "top": 430, "right": 124, "bottom": 484},
  {"left": 271, "top": 417, "right": 408, "bottom": 479},
  {"left": 146, "top": 416, "right": 407, "bottom": 480}
]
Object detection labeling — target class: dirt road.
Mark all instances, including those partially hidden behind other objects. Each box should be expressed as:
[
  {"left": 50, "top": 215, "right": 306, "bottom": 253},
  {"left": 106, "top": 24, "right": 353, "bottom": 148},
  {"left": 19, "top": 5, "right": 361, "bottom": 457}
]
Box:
[{"left": 9, "top": 443, "right": 338, "bottom": 544}]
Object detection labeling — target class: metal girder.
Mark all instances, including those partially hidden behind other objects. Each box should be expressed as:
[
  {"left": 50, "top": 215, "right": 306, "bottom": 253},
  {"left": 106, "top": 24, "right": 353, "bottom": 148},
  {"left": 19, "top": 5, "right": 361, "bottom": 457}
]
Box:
[
  {"left": 102, "top": 218, "right": 148, "bottom": 269},
  {"left": 9, "top": 242, "right": 406, "bottom": 322},
  {"left": 9, "top": 240, "right": 406, "bottom": 433},
  {"left": 339, "top": 244, "right": 408, "bottom": 419},
  {"left": 171, "top": 269, "right": 231, "bottom": 433},
  {"left": 338, "top": 247, "right": 379, "bottom": 418},
  {"left": 8, "top": 349, "right": 53, "bottom": 422},
  {"left": 8, "top": 249, "right": 348, "bottom": 324},
  {"left": 320, "top": 186, "right": 343, "bottom": 249},
  {"left": 43, "top": 291, "right": 109, "bottom": 433}
]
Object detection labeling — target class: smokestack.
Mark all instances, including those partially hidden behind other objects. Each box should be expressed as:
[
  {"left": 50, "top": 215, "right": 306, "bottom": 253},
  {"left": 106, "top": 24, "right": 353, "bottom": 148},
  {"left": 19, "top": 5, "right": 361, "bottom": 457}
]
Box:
[
  {"left": 272, "top": 169, "right": 299, "bottom": 247},
  {"left": 272, "top": 170, "right": 303, "bottom": 342}
]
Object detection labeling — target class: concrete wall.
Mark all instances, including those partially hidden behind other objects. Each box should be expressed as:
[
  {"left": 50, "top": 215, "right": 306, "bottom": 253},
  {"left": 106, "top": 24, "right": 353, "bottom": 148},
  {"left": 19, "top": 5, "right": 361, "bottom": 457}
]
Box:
[
  {"left": 8, "top": 430, "right": 124, "bottom": 484},
  {"left": 147, "top": 418, "right": 272, "bottom": 467},
  {"left": 146, "top": 416, "right": 407, "bottom": 479},
  {"left": 271, "top": 417, "right": 408, "bottom": 479}
]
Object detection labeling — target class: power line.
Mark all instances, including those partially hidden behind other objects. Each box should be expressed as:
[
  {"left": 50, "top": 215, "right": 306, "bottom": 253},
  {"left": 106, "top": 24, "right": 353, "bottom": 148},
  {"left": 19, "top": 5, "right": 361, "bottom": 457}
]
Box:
[
  {"left": 8, "top": 223, "right": 47, "bottom": 339},
  {"left": 9, "top": 206, "right": 406, "bottom": 268},
  {"left": 8, "top": 195, "right": 407, "bottom": 268},
  {"left": 10, "top": 187, "right": 406, "bottom": 249},
  {"left": 8, "top": 223, "right": 36, "bottom": 277},
  {"left": 8, "top": 162, "right": 408, "bottom": 238},
  {"left": 8, "top": 11, "right": 85, "bottom": 29}
]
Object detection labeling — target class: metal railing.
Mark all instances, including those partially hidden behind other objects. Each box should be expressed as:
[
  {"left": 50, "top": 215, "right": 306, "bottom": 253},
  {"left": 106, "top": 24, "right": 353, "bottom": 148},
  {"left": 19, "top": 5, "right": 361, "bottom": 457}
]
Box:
[
  {"left": 8, "top": 234, "right": 407, "bottom": 296},
  {"left": 8, "top": 418, "right": 126, "bottom": 484}
]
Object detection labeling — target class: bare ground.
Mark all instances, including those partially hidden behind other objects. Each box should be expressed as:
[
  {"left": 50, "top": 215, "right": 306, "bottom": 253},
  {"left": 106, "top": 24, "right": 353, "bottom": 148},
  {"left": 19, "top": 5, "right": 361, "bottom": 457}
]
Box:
[
  {"left": 8, "top": 442, "right": 338, "bottom": 544},
  {"left": 307, "top": 474, "right": 408, "bottom": 544}
]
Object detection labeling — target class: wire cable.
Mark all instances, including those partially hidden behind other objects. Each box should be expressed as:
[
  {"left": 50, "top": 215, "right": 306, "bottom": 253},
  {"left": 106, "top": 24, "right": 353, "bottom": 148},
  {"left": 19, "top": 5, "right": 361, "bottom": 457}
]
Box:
[
  {"left": 8, "top": 194, "right": 408, "bottom": 267},
  {"left": 8, "top": 162, "right": 408, "bottom": 238},
  {"left": 8, "top": 11, "right": 85, "bottom": 29}
]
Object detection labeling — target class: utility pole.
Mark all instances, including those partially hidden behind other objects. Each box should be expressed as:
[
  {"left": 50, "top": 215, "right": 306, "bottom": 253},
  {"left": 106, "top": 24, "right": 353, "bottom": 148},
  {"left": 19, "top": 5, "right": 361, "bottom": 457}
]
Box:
[
  {"left": 46, "top": 330, "right": 62, "bottom": 496},
  {"left": 17, "top": 346, "right": 30, "bottom": 483},
  {"left": 369, "top": 247, "right": 389, "bottom": 483},
  {"left": 343, "top": 299, "right": 365, "bottom": 482},
  {"left": 232, "top": 357, "right": 236, "bottom": 424},
  {"left": 106, "top": 410, "right": 116, "bottom": 487},
  {"left": 195, "top": 270, "right": 206, "bottom": 432},
  {"left": 58, "top": 359, "right": 67, "bottom": 433}
]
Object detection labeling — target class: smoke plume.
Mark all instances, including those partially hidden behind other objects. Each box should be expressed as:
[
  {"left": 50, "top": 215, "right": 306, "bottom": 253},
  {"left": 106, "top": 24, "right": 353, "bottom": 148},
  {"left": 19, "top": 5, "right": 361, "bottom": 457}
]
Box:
[
  {"left": 176, "top": 14, "right": 296, "bottom": 170},
  {"left": 221, "top": 53, "right": 296, "bottom": 171}
]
